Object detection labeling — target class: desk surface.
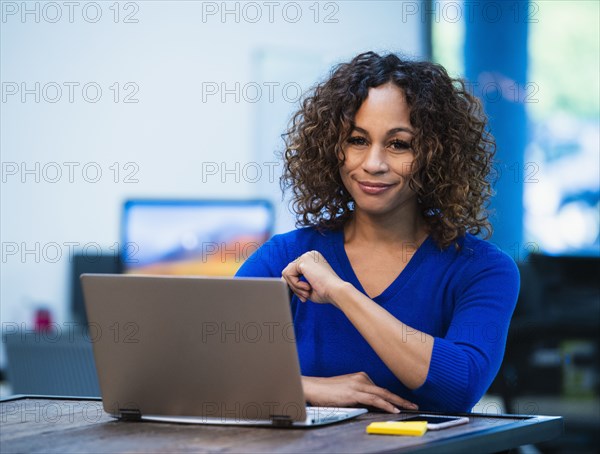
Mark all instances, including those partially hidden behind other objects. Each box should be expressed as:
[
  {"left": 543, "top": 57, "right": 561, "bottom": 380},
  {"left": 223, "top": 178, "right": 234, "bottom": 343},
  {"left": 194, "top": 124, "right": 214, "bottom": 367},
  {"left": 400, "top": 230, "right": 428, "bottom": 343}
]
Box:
[{"left": 0, "top": 396, "right": 563, "bottom": 453}]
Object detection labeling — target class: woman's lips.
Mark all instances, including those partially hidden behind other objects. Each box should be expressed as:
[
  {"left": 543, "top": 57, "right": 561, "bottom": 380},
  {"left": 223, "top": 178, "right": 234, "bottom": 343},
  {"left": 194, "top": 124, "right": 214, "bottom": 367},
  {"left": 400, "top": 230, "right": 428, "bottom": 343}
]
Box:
[{"left": 357, "top": 181, "right": 395, "bottom": 195}]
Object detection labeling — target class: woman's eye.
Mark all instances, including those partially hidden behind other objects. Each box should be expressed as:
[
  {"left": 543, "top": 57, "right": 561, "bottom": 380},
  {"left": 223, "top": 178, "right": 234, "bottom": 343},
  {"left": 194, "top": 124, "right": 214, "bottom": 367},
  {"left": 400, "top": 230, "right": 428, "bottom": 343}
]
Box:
[
  {"left": 347, "top": 136, "right": 367, "bottom": 146},
  {"left": 390, "top": 139, "right": 410, "bottom": 151}
]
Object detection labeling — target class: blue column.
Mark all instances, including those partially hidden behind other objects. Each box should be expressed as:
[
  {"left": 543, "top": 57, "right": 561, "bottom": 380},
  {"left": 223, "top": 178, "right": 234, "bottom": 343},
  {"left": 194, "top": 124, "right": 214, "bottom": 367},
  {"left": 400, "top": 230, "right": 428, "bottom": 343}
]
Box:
[{"left": 464, "top": 0, "right": 529, "bottom": 259}]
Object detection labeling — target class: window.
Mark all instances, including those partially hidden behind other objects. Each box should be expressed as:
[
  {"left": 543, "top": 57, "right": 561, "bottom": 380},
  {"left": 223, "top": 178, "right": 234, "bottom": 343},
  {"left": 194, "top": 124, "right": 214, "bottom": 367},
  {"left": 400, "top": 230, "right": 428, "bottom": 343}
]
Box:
[{"left": 431, "top": 0, "right": 599, "bottom": 256}]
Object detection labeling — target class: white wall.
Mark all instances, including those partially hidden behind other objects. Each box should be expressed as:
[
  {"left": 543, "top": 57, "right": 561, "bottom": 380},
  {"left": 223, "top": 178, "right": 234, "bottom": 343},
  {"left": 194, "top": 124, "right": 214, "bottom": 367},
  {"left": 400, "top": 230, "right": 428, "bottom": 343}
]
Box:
[{"left": 0, "top": 1, "right": 424, "bottom": 363}]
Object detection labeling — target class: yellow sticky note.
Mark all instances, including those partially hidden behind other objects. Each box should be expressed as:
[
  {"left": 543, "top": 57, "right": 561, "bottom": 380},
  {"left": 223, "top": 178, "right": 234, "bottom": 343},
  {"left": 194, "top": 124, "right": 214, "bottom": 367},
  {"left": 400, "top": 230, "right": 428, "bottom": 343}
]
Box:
[{"left": 366, "top": 421, "right": 428, "bottom": 436}]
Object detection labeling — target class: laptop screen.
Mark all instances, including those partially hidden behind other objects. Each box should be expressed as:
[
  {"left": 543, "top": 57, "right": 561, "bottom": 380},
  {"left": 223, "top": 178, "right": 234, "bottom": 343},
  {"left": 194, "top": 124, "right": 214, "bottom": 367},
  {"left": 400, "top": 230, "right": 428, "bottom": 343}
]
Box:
[{"left": 121, "top": 199, "right": 274, "bottom": 276}]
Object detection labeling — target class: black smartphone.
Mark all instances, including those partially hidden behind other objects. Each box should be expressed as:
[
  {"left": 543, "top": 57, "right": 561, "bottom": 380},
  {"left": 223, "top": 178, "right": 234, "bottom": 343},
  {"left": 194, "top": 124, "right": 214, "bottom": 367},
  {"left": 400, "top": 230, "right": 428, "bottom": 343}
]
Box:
[{"left": 401, "top": 415, "right": 469, "bottom": 430}]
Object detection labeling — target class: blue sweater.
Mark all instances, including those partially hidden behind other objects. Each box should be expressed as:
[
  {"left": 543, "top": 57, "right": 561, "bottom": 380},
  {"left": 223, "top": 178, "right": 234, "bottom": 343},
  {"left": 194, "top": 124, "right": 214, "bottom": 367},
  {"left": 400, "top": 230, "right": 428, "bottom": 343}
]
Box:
[{"left": 235, "top": 227, "right": 520, "bottom": 412}]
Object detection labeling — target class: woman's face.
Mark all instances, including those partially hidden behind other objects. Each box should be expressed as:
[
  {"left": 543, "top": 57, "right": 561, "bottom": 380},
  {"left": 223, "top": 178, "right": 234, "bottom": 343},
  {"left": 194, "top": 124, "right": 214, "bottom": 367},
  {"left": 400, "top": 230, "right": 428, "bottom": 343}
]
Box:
[{"left": 340, "top": 82, "right": 418, "bottom": 219}]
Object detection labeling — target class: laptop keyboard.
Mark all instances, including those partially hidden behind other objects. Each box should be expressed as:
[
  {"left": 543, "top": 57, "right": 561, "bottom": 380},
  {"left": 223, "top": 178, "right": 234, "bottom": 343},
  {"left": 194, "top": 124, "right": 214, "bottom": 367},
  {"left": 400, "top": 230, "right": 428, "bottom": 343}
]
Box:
[{"left": 306, "top": 406, "right": 355, "bottom": 424}]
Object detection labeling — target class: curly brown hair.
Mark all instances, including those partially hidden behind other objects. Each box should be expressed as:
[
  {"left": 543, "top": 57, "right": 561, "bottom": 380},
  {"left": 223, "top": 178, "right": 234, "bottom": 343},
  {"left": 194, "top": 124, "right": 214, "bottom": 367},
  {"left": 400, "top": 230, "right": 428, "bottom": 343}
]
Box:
[{"left": 280, "top": 51, "right": 495, "bottom": 250}]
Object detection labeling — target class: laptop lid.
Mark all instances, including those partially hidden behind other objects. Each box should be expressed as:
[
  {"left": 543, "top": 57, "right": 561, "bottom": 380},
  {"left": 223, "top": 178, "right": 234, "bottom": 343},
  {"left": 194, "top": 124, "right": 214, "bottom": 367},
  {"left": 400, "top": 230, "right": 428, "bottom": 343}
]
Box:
[{"left": 80, "top": 274, "right": 307, "bottom": 424}]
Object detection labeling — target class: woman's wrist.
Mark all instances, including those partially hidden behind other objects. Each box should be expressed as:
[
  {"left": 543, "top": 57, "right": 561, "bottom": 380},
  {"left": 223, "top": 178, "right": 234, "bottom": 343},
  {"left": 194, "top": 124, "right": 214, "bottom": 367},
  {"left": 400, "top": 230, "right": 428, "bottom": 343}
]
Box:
[
  {"left": 328, "top": 281, "right": 357, "bottom": 311},
  {"left": 301, "top": 376, "right": 317, "bottom": 404}
]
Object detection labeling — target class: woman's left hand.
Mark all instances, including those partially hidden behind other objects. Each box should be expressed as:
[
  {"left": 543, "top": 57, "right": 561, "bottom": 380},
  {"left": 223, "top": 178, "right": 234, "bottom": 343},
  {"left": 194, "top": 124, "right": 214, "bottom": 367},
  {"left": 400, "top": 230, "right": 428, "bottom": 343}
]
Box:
[{"left": 281, "top": 251, "right": 346, "bottom": 305}]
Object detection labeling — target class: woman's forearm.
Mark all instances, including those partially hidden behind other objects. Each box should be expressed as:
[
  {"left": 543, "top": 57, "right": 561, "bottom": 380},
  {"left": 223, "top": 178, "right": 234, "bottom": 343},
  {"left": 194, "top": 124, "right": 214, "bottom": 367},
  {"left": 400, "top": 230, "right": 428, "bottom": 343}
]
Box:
[{"left": 330, "top": 282, "right": 434, "bottom": 390}]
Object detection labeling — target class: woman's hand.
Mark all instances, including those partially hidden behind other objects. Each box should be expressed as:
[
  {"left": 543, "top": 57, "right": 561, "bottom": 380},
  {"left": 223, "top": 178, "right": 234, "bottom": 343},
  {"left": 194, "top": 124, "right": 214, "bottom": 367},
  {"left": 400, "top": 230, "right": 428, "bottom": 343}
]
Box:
[
  {"left": 302, "top": 373, "right": 419, "bottom": 413},
  {"left": 281, "top": 250, "right": 347, "bottom": 305}
]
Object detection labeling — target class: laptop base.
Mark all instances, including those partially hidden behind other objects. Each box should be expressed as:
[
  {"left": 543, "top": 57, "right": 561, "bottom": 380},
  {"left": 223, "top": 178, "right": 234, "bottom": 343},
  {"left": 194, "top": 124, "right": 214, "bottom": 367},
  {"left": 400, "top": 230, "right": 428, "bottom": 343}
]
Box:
[{"left": 121, "top": 406, "right": 368, "bottom": 428}]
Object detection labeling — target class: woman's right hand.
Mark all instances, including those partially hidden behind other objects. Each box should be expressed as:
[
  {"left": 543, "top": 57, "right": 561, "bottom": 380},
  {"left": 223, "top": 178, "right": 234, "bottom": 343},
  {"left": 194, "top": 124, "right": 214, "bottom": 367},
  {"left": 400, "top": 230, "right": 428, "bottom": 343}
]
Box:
[{"left": 301, "top": 372, "right": 419, "bottom": 414}]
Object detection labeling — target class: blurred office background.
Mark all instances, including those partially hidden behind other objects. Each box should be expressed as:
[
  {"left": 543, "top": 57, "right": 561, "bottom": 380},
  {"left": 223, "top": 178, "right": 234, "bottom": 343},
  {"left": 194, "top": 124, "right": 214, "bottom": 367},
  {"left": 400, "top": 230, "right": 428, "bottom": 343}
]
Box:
[{"left": 1, "top": 1, "right": 598, "bottom": 452}]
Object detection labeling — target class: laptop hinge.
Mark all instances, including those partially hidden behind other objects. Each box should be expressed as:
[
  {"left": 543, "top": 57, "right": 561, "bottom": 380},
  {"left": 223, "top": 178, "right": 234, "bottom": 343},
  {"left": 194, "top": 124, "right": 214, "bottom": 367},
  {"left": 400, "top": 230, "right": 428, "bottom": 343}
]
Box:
[
  {"left": 270, "top": 414, "right": 293, "bottom": 427},
  {"left": 119, "top": 409, "right": 142, "bottom": 421}
]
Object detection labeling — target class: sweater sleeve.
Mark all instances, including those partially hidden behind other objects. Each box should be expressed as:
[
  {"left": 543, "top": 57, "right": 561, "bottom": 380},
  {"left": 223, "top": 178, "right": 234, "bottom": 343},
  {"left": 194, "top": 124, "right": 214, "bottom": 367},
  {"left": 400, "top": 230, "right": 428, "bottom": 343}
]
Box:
[
  {"left": 235, "top": 233, "right": 290, "bottom": 278},
  {"left": 411, "top": 245, "right": 520, "bottom": 412}
]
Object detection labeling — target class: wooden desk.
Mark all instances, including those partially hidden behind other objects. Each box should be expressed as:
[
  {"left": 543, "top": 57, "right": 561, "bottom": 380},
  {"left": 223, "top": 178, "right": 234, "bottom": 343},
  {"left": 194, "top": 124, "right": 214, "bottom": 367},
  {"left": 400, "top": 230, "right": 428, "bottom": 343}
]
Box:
[{"left": 0, "top": 396, "right": 563, "bottom": 453}]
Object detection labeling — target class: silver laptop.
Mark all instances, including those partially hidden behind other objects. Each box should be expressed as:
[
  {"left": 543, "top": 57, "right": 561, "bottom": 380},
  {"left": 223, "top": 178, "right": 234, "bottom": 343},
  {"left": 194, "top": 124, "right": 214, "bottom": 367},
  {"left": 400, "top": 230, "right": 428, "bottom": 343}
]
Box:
[{"left": 80, "top": 274, "right": 367, "bottom": 427}]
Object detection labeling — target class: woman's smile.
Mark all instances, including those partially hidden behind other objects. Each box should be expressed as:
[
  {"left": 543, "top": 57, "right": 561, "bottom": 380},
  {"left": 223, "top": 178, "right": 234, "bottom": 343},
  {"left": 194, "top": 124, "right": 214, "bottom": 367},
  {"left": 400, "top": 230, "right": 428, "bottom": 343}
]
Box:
[{"left": 356, "top": 180, "right": 396, "bottom": 195}]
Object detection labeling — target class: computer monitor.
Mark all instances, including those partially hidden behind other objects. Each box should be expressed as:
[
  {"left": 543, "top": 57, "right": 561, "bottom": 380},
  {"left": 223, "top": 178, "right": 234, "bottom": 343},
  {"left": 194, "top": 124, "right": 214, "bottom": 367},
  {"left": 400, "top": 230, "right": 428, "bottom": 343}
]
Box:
[{"left": 121, "top": 199, "right": 274, "bottom": 276}]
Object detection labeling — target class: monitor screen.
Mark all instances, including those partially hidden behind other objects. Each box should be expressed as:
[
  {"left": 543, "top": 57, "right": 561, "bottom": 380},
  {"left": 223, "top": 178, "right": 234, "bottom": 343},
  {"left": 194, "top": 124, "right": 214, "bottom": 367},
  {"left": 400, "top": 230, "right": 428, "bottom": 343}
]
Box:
[{"left": 121, "top": 200, "right": 274, "bottom": 276}]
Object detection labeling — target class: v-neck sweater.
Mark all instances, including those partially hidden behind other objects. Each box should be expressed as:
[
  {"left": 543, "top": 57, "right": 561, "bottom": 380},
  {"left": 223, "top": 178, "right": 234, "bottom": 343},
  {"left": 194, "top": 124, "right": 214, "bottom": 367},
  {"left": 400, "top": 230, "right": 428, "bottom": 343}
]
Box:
[{"left": 235, "top": 226, "right": 520, "bottom": 412}]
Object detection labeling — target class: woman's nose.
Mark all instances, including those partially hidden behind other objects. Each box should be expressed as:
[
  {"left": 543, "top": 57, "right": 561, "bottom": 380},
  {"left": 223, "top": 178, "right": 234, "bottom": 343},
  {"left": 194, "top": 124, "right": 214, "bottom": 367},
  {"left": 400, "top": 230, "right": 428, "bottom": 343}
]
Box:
[{"left": 361, "top": 146, "right": 389, "bottom": 174}]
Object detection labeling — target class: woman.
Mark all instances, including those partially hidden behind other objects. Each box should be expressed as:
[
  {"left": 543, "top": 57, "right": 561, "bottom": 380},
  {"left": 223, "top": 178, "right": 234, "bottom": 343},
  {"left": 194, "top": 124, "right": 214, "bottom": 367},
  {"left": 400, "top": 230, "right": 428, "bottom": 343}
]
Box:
[{"left": 236, "top": 51, "right": 519, "bottom": 413}]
